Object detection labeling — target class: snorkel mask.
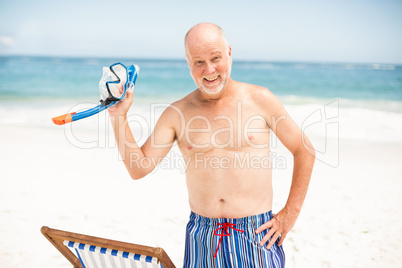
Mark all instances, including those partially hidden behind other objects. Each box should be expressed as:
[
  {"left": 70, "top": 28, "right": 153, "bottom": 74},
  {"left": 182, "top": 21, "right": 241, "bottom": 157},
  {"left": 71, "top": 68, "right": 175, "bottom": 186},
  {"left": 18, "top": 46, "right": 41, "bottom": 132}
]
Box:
[{"left": 52, "top": 62, "right": 139, "bottom": 125}]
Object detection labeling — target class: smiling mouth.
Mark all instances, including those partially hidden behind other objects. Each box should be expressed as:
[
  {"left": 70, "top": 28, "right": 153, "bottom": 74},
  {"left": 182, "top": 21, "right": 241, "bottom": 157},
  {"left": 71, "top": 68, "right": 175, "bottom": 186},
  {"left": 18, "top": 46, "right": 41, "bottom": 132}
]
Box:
[{"left": 204, "top": 75, "right": 220, "bottom": 82}]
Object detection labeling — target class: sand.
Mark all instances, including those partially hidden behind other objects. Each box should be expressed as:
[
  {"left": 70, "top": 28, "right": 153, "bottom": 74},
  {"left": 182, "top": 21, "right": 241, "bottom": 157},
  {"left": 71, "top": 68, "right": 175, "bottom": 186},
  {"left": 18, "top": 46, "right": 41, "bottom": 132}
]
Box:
[{"left": 1, "top": 117, "right": 401, "bottom": 267}]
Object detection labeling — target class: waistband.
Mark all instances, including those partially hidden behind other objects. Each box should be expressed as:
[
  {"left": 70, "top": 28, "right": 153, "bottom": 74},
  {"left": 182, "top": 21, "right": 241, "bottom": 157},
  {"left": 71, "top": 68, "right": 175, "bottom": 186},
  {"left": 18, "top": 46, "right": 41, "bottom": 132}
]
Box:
[{"left": 189, "top": 210, "right": 273, "bottom": 227}]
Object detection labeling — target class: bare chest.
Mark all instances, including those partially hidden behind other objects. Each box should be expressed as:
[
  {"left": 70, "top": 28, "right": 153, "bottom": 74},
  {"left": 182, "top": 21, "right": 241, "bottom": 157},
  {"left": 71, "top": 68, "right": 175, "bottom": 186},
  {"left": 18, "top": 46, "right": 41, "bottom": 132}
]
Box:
[{"left": 177, "top": 102, "right": 270, "bottom": 154}]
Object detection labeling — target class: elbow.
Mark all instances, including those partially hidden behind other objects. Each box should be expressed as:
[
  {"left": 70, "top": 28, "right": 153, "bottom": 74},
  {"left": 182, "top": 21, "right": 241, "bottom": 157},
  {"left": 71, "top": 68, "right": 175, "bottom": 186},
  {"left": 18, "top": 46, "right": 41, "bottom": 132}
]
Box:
[
  {"left": 128, "top": 167, "right": 153, "bottom": 181},
  {"left": 294, "top": 139, "right": 316, "bottom": 163},
  {"left": 309, "top": 145, "right": 316, "bottom": 159},
  {"left": 129, "top": 170, "right": 147, "bottom": 180},
  {"left": 303, "top": 144, "right": 316, "bottom": 164},
  {"left": 130, "top": 173, "right": 144, "bottom": 180},
  {"left": 126, "top": 157, "right": 157, "bottom": 180},
  {"left": 301, "top": 135, "right": 316, "bottom": 160},
  {"left": 130, "top": 172, "right": 147, "bottom": 181}
]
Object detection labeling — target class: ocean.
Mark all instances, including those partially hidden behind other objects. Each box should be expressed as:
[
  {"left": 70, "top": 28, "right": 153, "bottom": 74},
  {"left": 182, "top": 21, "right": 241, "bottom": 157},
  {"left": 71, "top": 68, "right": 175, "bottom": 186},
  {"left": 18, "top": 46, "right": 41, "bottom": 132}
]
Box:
[{"left": 1, "top": 56, "right": 401, "bottom": 143}]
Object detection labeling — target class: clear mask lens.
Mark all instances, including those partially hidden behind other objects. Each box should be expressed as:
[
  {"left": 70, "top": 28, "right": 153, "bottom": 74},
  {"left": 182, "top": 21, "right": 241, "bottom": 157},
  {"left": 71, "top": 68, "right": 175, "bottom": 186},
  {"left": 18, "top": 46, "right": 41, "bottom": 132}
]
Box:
[{"left": 99, "top": 63, "right": 128, "bottom": 101}]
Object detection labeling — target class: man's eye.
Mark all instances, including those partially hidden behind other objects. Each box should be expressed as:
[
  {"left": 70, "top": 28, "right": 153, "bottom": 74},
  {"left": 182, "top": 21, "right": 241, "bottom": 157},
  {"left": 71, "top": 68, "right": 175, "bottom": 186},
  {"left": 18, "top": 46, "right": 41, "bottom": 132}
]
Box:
[
  {"left": 195, "top": 61, "right": 203, "bottom": 65},
  {"left": 212, "top": 57, "right": 220, "bottom": 61}
]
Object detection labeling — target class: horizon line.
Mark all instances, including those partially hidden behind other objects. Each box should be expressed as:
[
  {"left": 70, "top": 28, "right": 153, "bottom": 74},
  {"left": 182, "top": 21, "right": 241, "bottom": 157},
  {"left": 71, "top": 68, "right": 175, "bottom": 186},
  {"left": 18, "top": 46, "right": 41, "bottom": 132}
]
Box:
[{"left": 0, "top": 53, "right": 401, "bottom": 66}]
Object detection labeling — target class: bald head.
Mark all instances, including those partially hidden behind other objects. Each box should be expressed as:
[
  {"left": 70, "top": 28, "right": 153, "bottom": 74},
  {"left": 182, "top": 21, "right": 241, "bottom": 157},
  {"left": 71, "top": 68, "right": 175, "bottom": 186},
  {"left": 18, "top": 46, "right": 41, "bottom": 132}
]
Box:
[{"left": 184, "top": 23, "right": 229, "bottom": 60}]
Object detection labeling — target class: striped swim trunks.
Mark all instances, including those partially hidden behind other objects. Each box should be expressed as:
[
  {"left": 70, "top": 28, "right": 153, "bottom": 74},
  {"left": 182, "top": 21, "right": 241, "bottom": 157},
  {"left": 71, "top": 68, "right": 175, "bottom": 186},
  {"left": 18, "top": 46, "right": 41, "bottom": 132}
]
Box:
[{"left": 183, "top": 211, "right": 285, "bottom": 267}]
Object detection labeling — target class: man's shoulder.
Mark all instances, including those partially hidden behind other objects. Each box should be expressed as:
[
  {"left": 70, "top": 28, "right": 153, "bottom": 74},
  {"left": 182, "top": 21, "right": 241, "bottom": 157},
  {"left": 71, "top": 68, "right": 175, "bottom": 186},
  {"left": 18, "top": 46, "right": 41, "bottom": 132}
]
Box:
[
  {"left": 234, "top": 81, "right": 285, "bottom": 121},
  {"left": 236, "top": 81, "right": 277, "bottom": 103},
  {"left": 169, "top": 91, "right": 193, "bottom": 109},
  {"left": 158, "top": 91, "right": 196, "bottom": 121}
]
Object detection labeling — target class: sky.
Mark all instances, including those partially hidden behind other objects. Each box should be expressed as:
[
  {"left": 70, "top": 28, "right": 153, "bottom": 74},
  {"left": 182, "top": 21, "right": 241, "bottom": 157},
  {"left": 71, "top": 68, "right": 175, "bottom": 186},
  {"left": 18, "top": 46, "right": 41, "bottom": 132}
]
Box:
[{"left": 0, "top": 0, "right": 401, "bottom": 64}]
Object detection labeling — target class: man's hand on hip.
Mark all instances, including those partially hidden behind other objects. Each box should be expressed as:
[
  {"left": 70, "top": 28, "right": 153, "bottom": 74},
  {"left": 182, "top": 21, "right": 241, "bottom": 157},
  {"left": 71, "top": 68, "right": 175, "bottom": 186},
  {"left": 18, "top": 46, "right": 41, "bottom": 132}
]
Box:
[{"left": 255, "top": 207, "right": 299, "bottom": 250}]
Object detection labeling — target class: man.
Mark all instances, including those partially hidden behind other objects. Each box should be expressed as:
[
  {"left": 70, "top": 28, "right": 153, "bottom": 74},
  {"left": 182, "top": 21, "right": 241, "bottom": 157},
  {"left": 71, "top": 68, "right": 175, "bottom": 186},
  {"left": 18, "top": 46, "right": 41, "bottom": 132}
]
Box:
[{"left": 108, "top": 23, "right": 315, "bottom": 267}]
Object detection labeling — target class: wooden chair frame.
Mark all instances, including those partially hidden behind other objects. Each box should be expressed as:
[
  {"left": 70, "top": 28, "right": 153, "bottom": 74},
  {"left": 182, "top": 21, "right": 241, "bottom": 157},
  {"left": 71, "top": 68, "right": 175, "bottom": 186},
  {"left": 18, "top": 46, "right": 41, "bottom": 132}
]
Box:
[{"left": 41, "top": 226, "right": 175, "bottom": 268}]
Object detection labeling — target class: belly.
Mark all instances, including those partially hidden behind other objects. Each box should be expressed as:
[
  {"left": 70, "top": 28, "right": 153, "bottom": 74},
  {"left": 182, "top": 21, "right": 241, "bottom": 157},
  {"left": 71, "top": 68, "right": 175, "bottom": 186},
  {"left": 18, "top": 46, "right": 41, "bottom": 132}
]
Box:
[{"left": 184, "top": 150, "right": 273, "bottom": 218}]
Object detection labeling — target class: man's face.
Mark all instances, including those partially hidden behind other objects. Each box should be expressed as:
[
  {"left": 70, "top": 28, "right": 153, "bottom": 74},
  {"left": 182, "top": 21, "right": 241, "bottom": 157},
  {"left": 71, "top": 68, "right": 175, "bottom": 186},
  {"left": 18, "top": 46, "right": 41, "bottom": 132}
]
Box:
[{"left": 186, "top": 37, "right": 232, "bottom": 95}]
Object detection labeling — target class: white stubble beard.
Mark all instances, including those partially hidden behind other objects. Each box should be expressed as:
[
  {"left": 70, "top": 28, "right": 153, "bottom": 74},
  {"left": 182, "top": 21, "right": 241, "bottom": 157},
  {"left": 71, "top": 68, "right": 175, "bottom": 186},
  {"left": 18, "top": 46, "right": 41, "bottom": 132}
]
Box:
[{"left": 195, "top": 63, "right": 232, "bottom": 95}]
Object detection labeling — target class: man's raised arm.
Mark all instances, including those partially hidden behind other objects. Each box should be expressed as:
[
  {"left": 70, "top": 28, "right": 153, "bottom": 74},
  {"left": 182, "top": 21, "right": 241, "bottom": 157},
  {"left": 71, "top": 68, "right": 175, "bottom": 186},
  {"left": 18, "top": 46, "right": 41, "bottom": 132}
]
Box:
[{"left": 108, "top": 89, "right": 178, "bottom": 180}]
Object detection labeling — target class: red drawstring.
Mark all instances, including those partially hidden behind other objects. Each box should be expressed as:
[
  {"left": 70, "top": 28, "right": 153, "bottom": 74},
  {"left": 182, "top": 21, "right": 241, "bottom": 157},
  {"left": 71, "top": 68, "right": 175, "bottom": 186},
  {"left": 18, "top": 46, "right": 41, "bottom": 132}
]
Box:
[{"left": 213, "top": 222, "right": 244, "bottom": 258}]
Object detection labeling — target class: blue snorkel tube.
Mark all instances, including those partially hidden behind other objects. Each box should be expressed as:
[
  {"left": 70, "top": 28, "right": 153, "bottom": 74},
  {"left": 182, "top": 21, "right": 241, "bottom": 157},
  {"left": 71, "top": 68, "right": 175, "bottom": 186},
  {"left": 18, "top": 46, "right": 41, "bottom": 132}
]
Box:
[{"left": 52, "top": 63, "right": 139, "bottom": 125}]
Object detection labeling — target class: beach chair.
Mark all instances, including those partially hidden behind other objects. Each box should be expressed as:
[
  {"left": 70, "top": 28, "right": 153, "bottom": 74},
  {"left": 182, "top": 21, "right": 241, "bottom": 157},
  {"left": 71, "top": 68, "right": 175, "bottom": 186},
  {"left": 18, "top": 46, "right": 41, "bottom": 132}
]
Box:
[{"left": 41, "top": 226, "right": 175, "bottom": 268}]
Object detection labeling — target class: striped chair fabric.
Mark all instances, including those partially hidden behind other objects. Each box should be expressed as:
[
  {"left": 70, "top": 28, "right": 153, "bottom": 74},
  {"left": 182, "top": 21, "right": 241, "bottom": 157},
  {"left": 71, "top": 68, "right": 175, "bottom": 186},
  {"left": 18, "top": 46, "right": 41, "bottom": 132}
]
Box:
[
  {"left": 41, "top": 226, "right": 175, "bottom": 268},
  {"left": 64, "top": 240, "right": 162, "bottom": 268}
]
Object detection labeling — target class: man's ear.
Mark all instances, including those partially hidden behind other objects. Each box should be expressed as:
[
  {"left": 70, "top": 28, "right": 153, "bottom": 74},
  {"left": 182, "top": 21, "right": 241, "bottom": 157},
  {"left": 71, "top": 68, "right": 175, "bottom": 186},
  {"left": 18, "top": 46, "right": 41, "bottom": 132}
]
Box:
[{"left": 228, "top": 45, "right": 232, "bottom": 65}]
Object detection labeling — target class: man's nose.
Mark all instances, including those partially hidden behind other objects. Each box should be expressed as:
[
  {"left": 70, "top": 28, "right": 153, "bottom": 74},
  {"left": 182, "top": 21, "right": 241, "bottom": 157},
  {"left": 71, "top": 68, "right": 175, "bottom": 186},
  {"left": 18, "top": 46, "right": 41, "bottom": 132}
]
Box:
[{"left": 204, "top": 62, "right": 216, "bottom": 75}]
